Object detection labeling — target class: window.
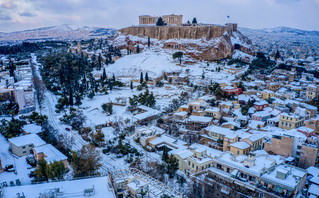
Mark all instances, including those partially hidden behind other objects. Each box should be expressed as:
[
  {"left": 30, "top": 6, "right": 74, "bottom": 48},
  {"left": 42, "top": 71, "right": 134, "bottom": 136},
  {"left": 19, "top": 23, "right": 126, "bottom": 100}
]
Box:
[
  {"left": 23, "top": 151, "right": 26, "bottom": 154},
  {"left": 188, "top": 161, "right": 190, "bottom": 166},
  {"left": 237, "top": 150, "right": 239, "bottom": 154},
  {"left": 22, "top": 146, "right": 26, "bottom": 149},
  {"left": 29, "top": 144, "right": 33, "bottom": 147}
]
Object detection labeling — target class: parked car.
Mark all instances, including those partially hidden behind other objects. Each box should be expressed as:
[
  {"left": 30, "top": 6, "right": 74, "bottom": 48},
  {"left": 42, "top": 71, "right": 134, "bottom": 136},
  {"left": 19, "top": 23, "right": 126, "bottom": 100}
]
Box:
[
  {"left": 65, "top": 127, "right": 71, "bottom": 131},
  {"left": 5, "top": 164, "right": 15, "bottom": 172}
]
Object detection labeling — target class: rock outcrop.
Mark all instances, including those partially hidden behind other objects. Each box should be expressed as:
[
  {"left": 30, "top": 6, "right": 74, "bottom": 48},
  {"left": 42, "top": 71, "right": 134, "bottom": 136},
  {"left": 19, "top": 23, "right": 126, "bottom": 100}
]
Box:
[
  {"left": 119, "top": 25, "right": 236, "bottom": 41},
  {"left": 114, "top": 25, "right": 253, "bottom": 61}
]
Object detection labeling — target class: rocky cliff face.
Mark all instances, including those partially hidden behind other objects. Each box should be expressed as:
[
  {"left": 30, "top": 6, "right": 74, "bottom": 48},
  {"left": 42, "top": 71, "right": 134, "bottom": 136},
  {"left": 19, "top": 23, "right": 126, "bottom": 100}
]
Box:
[
  {"left": 119, "top": 25, "right": 235, "bottom": 40},
  {"left": 114, "top": 25, "right": 252, "bottom": 61}
]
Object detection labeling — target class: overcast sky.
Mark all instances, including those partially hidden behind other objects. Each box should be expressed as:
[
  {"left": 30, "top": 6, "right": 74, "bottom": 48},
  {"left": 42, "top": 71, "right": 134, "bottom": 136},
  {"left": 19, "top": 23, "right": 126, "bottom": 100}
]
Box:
[{"left": 1, "top": 0, "right": 319, "bottom": 32}]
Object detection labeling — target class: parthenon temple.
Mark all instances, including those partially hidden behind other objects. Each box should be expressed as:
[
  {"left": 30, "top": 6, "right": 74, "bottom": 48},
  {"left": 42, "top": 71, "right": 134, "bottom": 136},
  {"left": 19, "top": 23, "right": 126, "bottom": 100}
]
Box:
[{"left": 139, "top": 14, "right": 183, "bottom": 25}]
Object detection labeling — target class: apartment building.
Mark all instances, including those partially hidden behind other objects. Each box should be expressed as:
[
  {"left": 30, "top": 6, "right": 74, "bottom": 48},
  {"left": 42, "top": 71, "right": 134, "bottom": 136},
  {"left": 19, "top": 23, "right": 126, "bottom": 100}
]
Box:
[{"left": 278, "top": 113, "right": 305, "bottom": 130}]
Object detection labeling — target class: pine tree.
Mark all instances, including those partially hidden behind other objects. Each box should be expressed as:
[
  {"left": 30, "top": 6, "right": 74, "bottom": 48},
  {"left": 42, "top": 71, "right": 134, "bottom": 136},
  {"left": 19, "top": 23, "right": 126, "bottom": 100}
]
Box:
[
  {"left": 35, "top": 158, "right": 48, "bottom": 181},
  {"left": 156, "top": 17, "right": 165, "bottom": 26},
  {"left": 88, "top": 91, "right": 95, "bottom": 99},
  {"left": 136, "top": 45, "right": 140, "bottom": 54},
  {"left": 166, "top": 154, "right": 179, "bottom": 178},
  {"left": 145, "top": 72, "right": 149, "bottom": 82},
  {"left": 192, "top": 17, "right": 197, "bottom": 24},
  {"left": 75, "top": 94, "right": 82, "bottom": 107},
  {"left": 162, "top": 146, "right": 169, "bottom": 162},
  {"left": 173, "top": 51, "right": 183, "bottom": 64},
  {"left": 140, "top": 72, "right": 144, "bottom": 84}
]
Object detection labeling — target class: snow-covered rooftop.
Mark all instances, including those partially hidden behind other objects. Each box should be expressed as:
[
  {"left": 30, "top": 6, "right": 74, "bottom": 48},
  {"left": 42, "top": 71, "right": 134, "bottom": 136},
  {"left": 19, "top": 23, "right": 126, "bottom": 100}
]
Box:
[{"left": 8, "top": 134, "right": 46, "bottom": 147}]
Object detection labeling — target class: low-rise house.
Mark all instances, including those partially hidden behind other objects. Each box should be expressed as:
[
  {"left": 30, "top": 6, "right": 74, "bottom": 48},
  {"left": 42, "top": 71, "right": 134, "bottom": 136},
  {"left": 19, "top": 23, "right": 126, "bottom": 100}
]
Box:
[
  {"left": 132, "top": 105, "right": 161, "bottom": 125},
  {"left": 230, "top": 141, "right": 251, "bottom": 155},
  {"left": 148, "top": 134, "right": 187, "bottom": 152},
  {"left": 22, "top": 124, "right": 42, "bottom": 135},
  {"left": 173, "top": 111, "right": 188, "bottom": 120},
  {"left": 185, "top": 147, "right": 213, "bottom": 174},
  {"left": 204, "top": 107, "right": 221, "bottom": 119},
  {"left": 178, "top": 104, "right": 189, "bottom": 112},
  {"left": 241, "top": 134, "right": 265, "bottom": 151},
  {"left": 305, "top": 118, "right": 319, "bottom": 134},
  {"left": 267, "top": 82, "right": 281, "bottom": 91},
  {"left": 9, "top": 134, "right": 46, "bottom": 157},
  {"left": 186, "top": 115, "right": 212, "bottom": 131},
  {"left": 188, "top": 99, "right": 207, "bottom": 112},
  {"left": 306, "top": 84, "right": 319, "bottom": 100},
  {"left": 133, "top": 126, "right": 165, "bottom": 147},
  {"left": 251, "top": 111, "right": 271, "bottom": 122},
  {"left": 222, "top": 86, "right": 242, "bottom": 96},
  {"left": 254, "top": 100, "right": 269, "bottom": 111},
  {"left": 33, "top": 144, "right": 68, "bottom": 168},
  {"left": 223, "top": 134, "right": 238, "bottom": 151},
  {"left": 262, "top": 90, "right": 275, "bottom": 100}
]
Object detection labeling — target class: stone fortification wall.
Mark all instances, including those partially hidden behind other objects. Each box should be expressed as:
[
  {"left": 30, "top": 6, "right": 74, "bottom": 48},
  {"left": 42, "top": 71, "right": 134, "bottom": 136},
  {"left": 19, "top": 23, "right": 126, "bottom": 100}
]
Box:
[{"left": 119, "top": 25, "right": 234, "bottom": 40}]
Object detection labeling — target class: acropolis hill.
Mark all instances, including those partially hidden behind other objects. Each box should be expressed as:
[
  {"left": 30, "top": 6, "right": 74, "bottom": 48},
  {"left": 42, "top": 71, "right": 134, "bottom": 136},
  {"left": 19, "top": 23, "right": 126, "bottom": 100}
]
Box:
[
  {"left": 119, "top": 14, "right": 238, "bottom": 40},
  {"left": 116, "top": 14, "right": 253, "bottom": 61}
]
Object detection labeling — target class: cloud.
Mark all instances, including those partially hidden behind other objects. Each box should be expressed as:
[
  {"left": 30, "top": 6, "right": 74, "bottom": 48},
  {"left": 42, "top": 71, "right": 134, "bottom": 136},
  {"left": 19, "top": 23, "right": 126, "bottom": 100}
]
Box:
[
  {"left": 0, "top": 13, "right": 11, "bottom": 21},
  {"left": 18, "top": 11, "right": 36, "bottom": 17},
  {"left": 0, "top": 0, "right": 318, "bottom": 32},
  {"left": 1, "top": 0, "right": 16, "bottom": 9}
]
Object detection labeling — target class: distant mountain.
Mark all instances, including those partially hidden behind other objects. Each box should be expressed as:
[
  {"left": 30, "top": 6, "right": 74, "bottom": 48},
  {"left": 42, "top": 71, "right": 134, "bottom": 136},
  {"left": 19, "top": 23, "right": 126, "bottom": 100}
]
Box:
[
  {"left": 240, "top": 26, "right": 319, "bottom": 35},
  {"left": 238, "top": 26, "right": 319, "bottom": 47},
  {"left": 0, "top": 24, "right": 117, "bottom": 45}
]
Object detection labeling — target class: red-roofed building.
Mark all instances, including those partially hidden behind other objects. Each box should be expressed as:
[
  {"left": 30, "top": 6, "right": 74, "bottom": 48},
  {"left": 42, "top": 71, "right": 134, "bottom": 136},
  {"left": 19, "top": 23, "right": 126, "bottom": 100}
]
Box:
[
  {"left": 222, "top": 86, "right": 242, "bottom": 96},
  {"left": 254, "top": 101, "right": 269, "bottom": 111}
]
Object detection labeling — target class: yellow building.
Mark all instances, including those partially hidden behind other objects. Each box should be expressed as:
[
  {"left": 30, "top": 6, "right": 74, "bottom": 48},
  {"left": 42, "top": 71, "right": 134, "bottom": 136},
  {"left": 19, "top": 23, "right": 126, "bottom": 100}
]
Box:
[
  {"left": 241, "top": 134, "right": 264, "bottom": 151},
  {"left": 278, "top": 113, "right": 305, "bottom": 130},
  {"left": 186, "top": 148, "right": 213, "bottom": 174},
  {"left": 229, "top": 142, "right": 251, "bottom": 155},
  {"left": 178, "top": 105, "right": 189, "bottom": 112},
  {"left": 306, "top": 85, "right": 319, "bottom": 100},
  {"left": 262, "top": 90, "right": 275, "bottom": 100},
  {"left": 223, "top": 134, "right": 238, "bottom": 151}
]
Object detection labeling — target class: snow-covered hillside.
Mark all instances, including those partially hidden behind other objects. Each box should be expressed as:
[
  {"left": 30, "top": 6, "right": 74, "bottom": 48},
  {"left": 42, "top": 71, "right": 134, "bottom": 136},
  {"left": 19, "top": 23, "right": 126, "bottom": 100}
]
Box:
[
  {"left": 239, "top": 26, "right": 319, "bottom": 47},
  {"left": 0, "top": 24, "right": 116, "bottom": 45}
]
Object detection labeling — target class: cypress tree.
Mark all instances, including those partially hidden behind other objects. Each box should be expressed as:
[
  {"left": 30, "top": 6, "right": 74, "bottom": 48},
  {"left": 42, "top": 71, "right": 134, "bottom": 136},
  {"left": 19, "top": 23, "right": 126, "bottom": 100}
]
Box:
[
  {"left": 102, "top": 68, "right": 106, "bottom": 81},
  {"left": 130, "top": 81, "right": 133, "bottom": 90},
  {"left": 192, "top": 17, "right": 197, "bottom": 24},
  {"left": 69, "top": 88, "right": 73, "bottom": 106},
  {"left": 147, "top": 37, "right": 150, "bottom": 47},
  {"left": 145, "top": 72, "right": 149, "bottom": 82},
  {"left": 112, "top": 74, "right": 115, "bottom": 81},
  {"left": 140, "top": 72, "right": 144, "bottom": 84},
  {"left": 136, "top": 45, "right": 140, "bottom": 54}
]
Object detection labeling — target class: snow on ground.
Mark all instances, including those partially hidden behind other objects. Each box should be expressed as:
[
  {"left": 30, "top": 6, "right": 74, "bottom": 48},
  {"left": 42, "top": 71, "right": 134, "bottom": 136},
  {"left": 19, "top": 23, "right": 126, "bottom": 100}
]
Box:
[
  {"left": 0, "top": 134, "right": 35, "bottom": 186},
  {"left": 3, "top": 176, "right": 114, "bottom": 197},
  {"left": 105, "top": 48, "right": 182, "bottom": 79}
]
